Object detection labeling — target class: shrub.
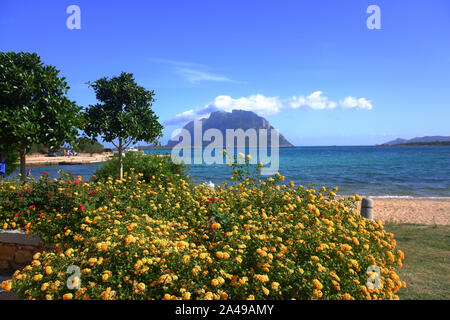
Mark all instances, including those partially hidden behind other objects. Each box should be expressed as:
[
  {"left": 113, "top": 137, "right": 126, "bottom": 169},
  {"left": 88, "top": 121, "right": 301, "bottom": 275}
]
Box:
[
  {"left": 73, "top": 138, "right": 104, "bottom": 155},
  {"left": 94, "top": 151, "right": 187, "bottom": 183},
  {"left": 0, "top": 157, "right": 405, "bottom": 300},
  {"left": 29, "top": 144, "right": 49, "bottom": 155}
]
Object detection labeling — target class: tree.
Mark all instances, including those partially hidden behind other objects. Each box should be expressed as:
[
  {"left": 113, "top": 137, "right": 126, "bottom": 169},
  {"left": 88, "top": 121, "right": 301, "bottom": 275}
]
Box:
[
  {"left": 73, "top": 137, "right": 104, "bottom": 156},
  {"left": 0, "top": 52, "right": 82, "bottom": 181},
  {"left": 84, "top": 72, "right": 163, "bottom": 179}
]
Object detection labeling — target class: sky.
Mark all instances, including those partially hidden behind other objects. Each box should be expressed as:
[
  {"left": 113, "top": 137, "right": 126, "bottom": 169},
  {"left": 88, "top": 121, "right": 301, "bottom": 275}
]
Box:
[{"left": 1, "top": 0, "right": 449, "bottom": 146}]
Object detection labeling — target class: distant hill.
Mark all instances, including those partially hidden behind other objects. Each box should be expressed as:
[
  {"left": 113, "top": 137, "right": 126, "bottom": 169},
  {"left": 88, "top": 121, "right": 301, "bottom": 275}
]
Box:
[
  {"left": 381, "top": 136, "right": 450, "bottom": 146},
  {"left": 167, "top": 109, "right": 294, "bottom": 147}
]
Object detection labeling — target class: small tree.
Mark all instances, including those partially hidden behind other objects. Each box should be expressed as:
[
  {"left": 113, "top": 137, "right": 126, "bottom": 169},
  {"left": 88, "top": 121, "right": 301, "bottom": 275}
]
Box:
[
  {"left": 73, "top": 137, "right": 104, "bottom": 156},
  {"left": 84, "top": 72, "right": 163, "bottom": 179},
  {"left": 0, "top": 52, "right": 82, "bottom": 181}
]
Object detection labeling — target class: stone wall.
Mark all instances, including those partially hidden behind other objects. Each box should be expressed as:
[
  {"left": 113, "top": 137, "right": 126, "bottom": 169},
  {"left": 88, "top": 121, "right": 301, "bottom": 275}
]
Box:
[{"left": 0, "top": 230, "right": 47, "bottom": 273}]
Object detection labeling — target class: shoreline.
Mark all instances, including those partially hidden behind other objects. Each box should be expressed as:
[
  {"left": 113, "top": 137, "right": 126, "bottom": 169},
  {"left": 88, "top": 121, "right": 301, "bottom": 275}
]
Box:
[
  {"left": 358, "top": 198, "right": 450, "bottom": 226},
  {"left": 22, "top": 153, "right": 113, "bottom": 167}
]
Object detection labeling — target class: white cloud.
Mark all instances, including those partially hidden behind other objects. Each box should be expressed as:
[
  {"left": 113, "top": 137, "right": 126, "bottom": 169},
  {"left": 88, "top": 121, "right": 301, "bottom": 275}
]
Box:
[
  {"left": 164, "top": 104, "right": 219, "bottom": 126},
  {"left": 288, "top": 91, "right": 337, "bottom": 110},
  {"left": 165, "top": 91, "right": 373, "bottom": 126},
  {"left": 152, "top": 58, "right": 235, "bottom": 83},
  {"left": 164, "top": 94, "right": 282, "bottom": 126},
  {"left": 213, "top": 94, "right": 282, "bottom": 115},
  {"left": 174, "top": 68, "right": 232, "bottom": 83},
  {"left": 339, "top": 96, "right": 373, "bottom": 110}
]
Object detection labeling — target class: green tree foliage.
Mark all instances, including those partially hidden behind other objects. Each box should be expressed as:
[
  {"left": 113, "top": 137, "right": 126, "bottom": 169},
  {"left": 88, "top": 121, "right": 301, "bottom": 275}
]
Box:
[
  {"left": 94, "top": 151, "right": 187, "bottom": 182},
  {"left": 0, "top": 52, "right": 82, "bottom": 180},
  {"left": 29, "top": 143, "right": 49, "bottom": 154},
  {"left": 84, "top": 72, "right": 163, "bottom": 179},
  {"left": 73, "top": 137, "right": 104, "bottom": 155}
]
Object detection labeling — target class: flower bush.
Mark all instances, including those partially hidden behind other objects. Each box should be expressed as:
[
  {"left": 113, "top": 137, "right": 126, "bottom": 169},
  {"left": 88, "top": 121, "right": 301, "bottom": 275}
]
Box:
[
  {"left": 0, "top": 155, "right": 405, "bottom": 300},
  {"left": 93, "top": 151, "right": 188, "bottom": 183}
]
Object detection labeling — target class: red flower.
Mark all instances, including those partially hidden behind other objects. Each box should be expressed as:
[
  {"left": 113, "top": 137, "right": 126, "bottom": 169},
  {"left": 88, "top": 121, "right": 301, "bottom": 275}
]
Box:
[
  {"left": 212, "top": 197, "right": 219, "bottom": 202},
  {"left": 5, "top": 200, "right": 9, "bottom": 204},
  {"left": 80, "top": 204, "right": 86, "bottom": 211},
  {"left": 75, "top": 179, "right": 81, "bottom": 185},
  {"left": 165, "top": 178, "right": 170, "bottom": 182},
  {"left": 209, "top": 221, "right": 220, "bottom": 231}
]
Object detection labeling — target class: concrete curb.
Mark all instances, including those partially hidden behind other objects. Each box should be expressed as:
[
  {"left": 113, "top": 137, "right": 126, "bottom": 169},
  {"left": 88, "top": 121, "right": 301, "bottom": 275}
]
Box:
[{"left": 0, "top": 230, "right": 42, "bottom": 246}]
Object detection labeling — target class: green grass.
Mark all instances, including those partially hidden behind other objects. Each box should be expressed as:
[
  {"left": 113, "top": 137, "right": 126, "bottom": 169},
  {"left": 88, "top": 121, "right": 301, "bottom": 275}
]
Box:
[{"left": 385, "top": 223, "right": 450, "bottom": 300}]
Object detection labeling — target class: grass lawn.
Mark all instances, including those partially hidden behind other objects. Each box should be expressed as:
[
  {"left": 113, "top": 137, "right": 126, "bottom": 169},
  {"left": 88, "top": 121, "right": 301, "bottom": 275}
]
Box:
[{"left": 385, "top": 223, "right": 450, "bottom": 300}]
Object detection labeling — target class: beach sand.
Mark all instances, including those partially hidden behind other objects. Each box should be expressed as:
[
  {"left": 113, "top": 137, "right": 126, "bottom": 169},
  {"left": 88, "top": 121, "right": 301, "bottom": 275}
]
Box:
[
  {"left": 358, "top": 198, "right": 450, "bottom": 225},
  {"left": 24, "top": 153, "right": 113, "bottom": 166}
]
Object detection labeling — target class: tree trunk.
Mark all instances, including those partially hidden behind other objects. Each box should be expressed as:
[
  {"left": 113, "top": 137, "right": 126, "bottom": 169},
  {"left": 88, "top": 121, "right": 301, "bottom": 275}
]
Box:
[
  {"left": 19, "top": 148, "right": 26, "bottom": 182},
  {"left": 118, "top": 139, "right": 123, "bottom": 180}
]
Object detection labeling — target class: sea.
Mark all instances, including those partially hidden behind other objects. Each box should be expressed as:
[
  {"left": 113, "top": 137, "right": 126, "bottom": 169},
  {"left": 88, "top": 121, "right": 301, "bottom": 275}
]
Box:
[{"left": 8, "top": 146, "right": 450, "bottom": 198}]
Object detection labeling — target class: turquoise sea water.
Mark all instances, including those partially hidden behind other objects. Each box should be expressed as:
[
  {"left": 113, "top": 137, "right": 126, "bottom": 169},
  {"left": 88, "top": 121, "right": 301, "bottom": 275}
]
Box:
[{"left": 9, "top": 146, "right": 450, "bottom": 198}]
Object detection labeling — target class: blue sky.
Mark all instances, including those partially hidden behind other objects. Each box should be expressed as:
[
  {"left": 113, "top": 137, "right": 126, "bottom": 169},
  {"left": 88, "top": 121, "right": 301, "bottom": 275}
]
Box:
[{"left": 1, "top": 0, "right": 449, "bottom": 146}]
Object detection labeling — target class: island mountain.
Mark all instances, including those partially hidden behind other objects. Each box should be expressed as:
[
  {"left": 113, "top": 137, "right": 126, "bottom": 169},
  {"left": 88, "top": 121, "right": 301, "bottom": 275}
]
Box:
[
  {"left": 167, "top": 109, "right": 293, "bottom": 147},
  {"left": 381, "top": 136, "right": 450, "bottom": 146}
]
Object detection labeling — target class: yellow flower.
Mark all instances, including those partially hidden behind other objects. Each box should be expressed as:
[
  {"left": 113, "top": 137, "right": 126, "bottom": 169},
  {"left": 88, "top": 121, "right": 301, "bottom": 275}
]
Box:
[
  {"left": 1, "top": 280, "right": 12, "bottom": 292},
  {"left": 254, "top": 274, "right": 269, "bottom": 283},
  {"left": 33, "top": 274, "right": 43, "bottom": 281},
  {"left": 63, "top": 293, "right": 73, "bottom": 300},
  {"left": 313, "top": 289, "right": 323, "bottom": 298},
  {"left": 262, "top": 286, "right": 270, "bottom": 296},
  {"left": 211, "top": 279, "right": 219, "bottom": 287},
  {"left": 246, "top": 154, "right": 251, "bottom": 160},
  {"left": 342, "top": 293, "right": 353, "bottom": 300},
  {"left": 182, "top": 291, "right": 191, "bottom": 300},
  {"left": 31, "top": 260, "right": 41, "bottom": 267},
  {"left": 125, "top": 234, "right": 136, "bottom": 244},
  {"left": 271, "top": 282, "right": 280, "bottom": 290},
  {"left": 88, "top": 258, "right": 97, "bottom": 266},
  {"left": 102, "top": 274, "right": 109, "bottom": 281},
  {"left": 312, "top": 279, "right": 323, "bottom": 290},
  {"left": 137, "top": 283, "right": 146, "bottom": 291}
]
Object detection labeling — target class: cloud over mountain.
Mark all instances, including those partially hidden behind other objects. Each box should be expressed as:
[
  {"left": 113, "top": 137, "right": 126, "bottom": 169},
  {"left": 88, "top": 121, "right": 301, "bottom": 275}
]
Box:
[{"left": 165, "top": 91, "right": 373, "bottom": 126}]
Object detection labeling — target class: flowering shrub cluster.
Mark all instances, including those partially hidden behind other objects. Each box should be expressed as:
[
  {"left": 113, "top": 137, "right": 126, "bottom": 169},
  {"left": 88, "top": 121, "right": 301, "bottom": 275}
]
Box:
[{"left": 0, "top": 156, "right": 405, "bottom": 300}]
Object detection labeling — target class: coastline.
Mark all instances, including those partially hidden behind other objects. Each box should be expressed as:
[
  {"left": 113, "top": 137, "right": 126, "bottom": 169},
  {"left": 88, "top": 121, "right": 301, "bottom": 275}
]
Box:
[
  {"left": 358, "top": 198, "right": 450, "bottom": 225},
  {"left": 22, "top": 153, "right": 113, "bottom": 167}
]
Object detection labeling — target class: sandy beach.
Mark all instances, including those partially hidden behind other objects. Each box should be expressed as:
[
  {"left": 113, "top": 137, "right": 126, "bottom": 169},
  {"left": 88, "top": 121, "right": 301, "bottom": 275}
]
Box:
[
  {"left": 24, "top": 153, "right": 113, "bottom": 167},
  {"left": 358, "top": 198, "right": 450, "bottom": 225}
]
